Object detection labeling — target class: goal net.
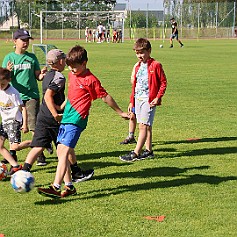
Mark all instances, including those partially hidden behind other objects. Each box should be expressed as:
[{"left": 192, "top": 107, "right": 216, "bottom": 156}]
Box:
[
  {"left": 39, "top": 10, "right": 126, "bottom": 43},
  {"left": 32, "top": 44, "right": 58, "bottom": 66}
]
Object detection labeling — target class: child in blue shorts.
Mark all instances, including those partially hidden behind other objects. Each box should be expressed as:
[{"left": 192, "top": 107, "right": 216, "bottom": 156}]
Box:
[{"left": 38, "top": 45, "right": 129, "bottom": 198}]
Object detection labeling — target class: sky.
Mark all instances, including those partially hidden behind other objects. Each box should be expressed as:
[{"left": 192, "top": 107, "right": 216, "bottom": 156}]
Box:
[{"left": 116, "top": 0, "right": 164, "bottom": 11}]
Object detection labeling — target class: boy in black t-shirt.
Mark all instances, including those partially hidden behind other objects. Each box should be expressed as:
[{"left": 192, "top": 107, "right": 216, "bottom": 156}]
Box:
[{"left": 169, "top": 17, "right": 184, "bottom": 48}]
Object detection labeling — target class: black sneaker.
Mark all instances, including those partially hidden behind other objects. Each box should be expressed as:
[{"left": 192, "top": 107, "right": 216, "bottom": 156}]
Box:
[
  {"left": 169, "top": 45, "right": 173, "bottom": 48},
  {"left": 36, "top": 154, "right": 47, "bottom": 166},
  {"left": 120, "top": 137, "right": 136, "bottom": 145},
  {"left": 46, "top": 143, "right": 53, "bottom": 155},
  {"left": 138, "top": 149, "right": 154, "bottom": 160},
  {"left": 1, "top": 158, "right": 9, "bottom": 164},
  {"left": 72, "top": 169, "right": 94, "bottom": 183},
  {"left": 120, "top": 151, "right": 138, "bottom": 162}
]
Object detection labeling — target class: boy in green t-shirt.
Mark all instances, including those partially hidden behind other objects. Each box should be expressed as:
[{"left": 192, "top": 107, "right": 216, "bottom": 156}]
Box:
[{"left": 2, "top": 28, "right": 47, "bottom": 164}]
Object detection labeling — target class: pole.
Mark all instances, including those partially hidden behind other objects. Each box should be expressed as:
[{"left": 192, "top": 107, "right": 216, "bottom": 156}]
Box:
[
  {"left": 233, "top": 1, "right": 236, "bottom": 37},
  {"left": 215, "top": 2, "right": 218, "bottom": 38},
  {"left": 146, "top": 3, "right": 148, "bottom": 38},
  {"left": 40, "top": 11, "right": 43, "bottom": 44}
]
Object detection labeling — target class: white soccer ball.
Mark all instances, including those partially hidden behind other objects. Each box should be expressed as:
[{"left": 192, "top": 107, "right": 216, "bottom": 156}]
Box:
[
  {"left": 160, "top": 44, "right": 163, "bottom": 48},
  {"left": 11, "top": 170, "right": 35, "bottom": 193}
]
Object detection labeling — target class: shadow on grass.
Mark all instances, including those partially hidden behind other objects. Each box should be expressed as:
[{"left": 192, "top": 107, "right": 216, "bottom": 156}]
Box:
[
  {"left": 159, "top": 136, "right": 237, "bottom": 145},
  {"left": 79, "top": 166, "right": 237, "bottom": 199},
  {"left": 155, "top": 146, "right": 237, "bottom": 159}
]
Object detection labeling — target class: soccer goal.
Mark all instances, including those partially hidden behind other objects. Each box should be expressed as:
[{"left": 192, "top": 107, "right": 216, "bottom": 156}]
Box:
[
  {"left": 32, "top": 44, "right": 57, "bottom": 66},
  {"left": 39, "top": 10, "right": 126, "bottom": 43}
]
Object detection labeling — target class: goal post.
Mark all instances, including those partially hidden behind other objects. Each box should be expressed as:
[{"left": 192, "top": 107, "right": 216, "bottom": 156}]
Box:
[
  {"left": 32, "top": 44, "right": 58, "bottom": 66},
  {"left": 39, "top": 10, "right": 126, "bottom": 44}
]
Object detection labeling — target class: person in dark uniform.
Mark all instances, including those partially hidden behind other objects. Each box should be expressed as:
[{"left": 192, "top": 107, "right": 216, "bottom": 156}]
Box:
[{"left": 169, "top": 17, "right": 184, "bottom": 48}]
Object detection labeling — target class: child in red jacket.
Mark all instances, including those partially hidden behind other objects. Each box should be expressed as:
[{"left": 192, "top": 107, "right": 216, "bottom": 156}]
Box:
[{"left": 120, "top": 38, "right": 167, "bottom": 162}]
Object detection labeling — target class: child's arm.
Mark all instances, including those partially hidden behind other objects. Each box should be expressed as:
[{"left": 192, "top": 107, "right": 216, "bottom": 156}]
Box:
[
  {"left": 101, "top": 94, "right": 129, "bottom": 120},
  {"left": 35, "top": 66, "right": 47, "bottom": 81},
  {"left": 20, "top": 105, "right": 29, "bottom": 133},
  {"left": 44, "top": 89, "right": 63, "bottom": 123}
]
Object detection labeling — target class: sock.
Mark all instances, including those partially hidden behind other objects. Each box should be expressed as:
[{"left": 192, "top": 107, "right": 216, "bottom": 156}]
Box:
[
  {"left": 53, "top": 183, "right": 61, "bottom": 190},
  {"left": 128, "top": 132, "right": 134, "bottom": 138},
  {"left": 10, "top": 150, "right": 17, "bottom": 161},
  {"left": 70, "top": 162, "right": 82, "bottom": 174},
  {"left": 23, "top": 163, "right": 32, "bottom": 172}
]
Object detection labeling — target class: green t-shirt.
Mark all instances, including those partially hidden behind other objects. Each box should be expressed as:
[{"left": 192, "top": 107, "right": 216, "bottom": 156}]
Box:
[{"left": 2, "top": 51, "right": 41, "bottom": 100}]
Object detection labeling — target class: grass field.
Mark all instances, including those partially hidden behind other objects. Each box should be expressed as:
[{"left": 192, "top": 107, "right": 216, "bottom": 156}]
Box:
[{"left": 0, "top": 38, "right": 236, "bottom": 237}]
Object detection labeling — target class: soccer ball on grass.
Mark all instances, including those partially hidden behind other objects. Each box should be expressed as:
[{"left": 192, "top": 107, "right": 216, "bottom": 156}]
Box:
[
  {"left": 11, "top": 170, "right": 35, "bottom": 193},
  {"left": 0, "top": 162, "right": 8, "bottom": 181},
  {"left": 160, "top": 44, "right": 163, "bottom": 48}
]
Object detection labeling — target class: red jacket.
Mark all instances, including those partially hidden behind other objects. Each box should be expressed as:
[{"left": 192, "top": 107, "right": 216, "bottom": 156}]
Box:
[{"left": 130, "top": 58, "right": 167, "bottom": 106}]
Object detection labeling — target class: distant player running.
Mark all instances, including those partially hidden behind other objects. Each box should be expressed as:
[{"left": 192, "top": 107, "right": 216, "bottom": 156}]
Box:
[{"left": 169, "top": 17, "right": 184, "bottom": 48}]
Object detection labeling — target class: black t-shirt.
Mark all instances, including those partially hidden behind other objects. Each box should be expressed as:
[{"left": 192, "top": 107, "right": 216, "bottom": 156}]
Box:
[
  {"left": 40, "top": 69, "right": 66, "bottom": 119},
  {"left": 171, "top": 21, "right": 178, "bottom": 34}
]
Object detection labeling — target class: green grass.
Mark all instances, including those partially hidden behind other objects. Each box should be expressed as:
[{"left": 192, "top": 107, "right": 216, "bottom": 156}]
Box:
[{"left": 0, "top": 38, "right": 236, "bottom": 237}]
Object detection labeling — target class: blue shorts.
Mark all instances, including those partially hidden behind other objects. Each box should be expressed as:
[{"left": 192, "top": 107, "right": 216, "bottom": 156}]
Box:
[{"left": 57, "top": 124, "right": 84, "bottom": 148}]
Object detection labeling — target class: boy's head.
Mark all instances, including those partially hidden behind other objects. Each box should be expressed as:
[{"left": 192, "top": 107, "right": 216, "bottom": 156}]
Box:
[
  {"left": 133, "top": 38, "right": 151, "bottom": 63},
  {"left": 13, "top": 28, "right": 33, "bottom": 52},
  {"left": 47, "top": 49, "right": 66, "bottom": 65},
  {"left": 133, "top": 38, "right": 151, "bottom": 51},
  {"left": 0, "top": 67, "right": 11, "bottom": 90},
  {"left": 66, "top": 45, "right": 88, "bottom": 75}
]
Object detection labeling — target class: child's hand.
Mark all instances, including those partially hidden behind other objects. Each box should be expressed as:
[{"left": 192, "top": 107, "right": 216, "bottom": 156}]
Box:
[
  {"left": 54, "top": 114, "right": 63, "bottom": 123},
  {"left": 150, "top": 98, "right": 161, "bottom": 107},
  {"left": 120, "top": 112, "right": 130, "bottom": 120},
  {"left": 21, "top": 125, "right": 29, "bottom": 133},
  {"left": 7, "top": 61, "right": 13, "bottom": 71},
  {"left": 38, "top": 66, "right": 48, "bottom": 80}
]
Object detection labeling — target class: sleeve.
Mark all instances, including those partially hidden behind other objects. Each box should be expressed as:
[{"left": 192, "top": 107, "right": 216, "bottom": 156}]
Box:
[
  {"left": 156, "top": 63, "right": 167, "bottom": 99},
  {"left": 2, "top": 55, "right": 9, "bottom": 68},
  {"left": 48, "top": 72, "right": 66, "bottom": 92},
  {"left": 89, "top": 78, "right": 108, "bottom": 100},
  {"left": 32, "top": 54, "right": 41, "bottom": 71}
]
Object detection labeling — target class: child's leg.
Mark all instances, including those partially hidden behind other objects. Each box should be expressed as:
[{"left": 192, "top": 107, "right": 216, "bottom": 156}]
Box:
[
  {"left": 144, "top": 126, "right": 152, "bottom": 151},
  {"left": 0, "top": 137, "right": 18, "bottom": 167},
  {"left": 134, "top": 123, "right": 148, "bottom": 155},
  {"left": 23, "top": 147, "right": 45, "bottom": 171},
  {"left": 53, "top": 143, "right": 71, "bottom": 187},
  {"left": 10, "top": 140, "right": 31, "bottom": 151}
]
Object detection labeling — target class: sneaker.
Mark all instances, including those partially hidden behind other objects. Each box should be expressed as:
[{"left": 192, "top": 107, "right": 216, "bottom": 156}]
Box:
[
  {"left": 36, "top": 154, "right": 47, "bottom": 166},
  {"left": 37, "top": 184, "right": 61, "bottom": 199},
  {"left": 169, "top": 45, "right": 173, "bottom": 48},
  {"left": 119, "top": 151, "right": 138, "bottom": 162},
  {"left": 1, "top": 158, "right": 9, "bottom": 164},
  {"left": 72, "top": 169, "right": 94, "bottom": 183},
  {"left": 138, "top": 149, "right": 154, "bottom": 160},
  {"left": 46, "top": 143, "right": 53, "bottom": 155},
  {"left": 181, "top": 44, "right": 184, "bottom": 48},
  {"left": 120, "top": 137, "right": 136, "bottom": 145},
  {"left": 9, "top": 164, "right": 22, "bottom": 175},
  {"left": 61, "top": 185, "right": 77, "bottom": 198}
]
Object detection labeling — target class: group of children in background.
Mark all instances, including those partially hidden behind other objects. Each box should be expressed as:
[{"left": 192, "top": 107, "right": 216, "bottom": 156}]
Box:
[
  {"left": 0, "top": 28, "right": 167, "bottom": 199},
  {"left": 85, "top": 23, "right": 122, "bottom": 43}
]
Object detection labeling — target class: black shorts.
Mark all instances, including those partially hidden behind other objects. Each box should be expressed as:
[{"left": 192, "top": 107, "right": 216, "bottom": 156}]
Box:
[{"left": 30, "top": 112, "right": 59, "bottom": 148}]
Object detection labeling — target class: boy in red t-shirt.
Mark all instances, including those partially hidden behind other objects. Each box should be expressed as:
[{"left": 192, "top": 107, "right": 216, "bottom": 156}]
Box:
[{"left": 38, "top": 45, "right": 129, "bottom": 198}]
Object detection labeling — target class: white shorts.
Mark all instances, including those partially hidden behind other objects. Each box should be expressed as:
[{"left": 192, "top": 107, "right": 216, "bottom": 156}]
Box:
[{"left": 135, "top": 98, "right": 156, "bottom": 126}]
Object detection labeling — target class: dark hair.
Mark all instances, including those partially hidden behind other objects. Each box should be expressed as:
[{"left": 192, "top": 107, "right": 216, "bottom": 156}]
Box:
[
  {"left": 0, "top": 67, "right": 11, "bottom": 81},
  {"left": 133, "top": 38, "right": 151, "bottom": 51},
  {"left": 66, "top": 45, "right": 88, "bottom": 66}
]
